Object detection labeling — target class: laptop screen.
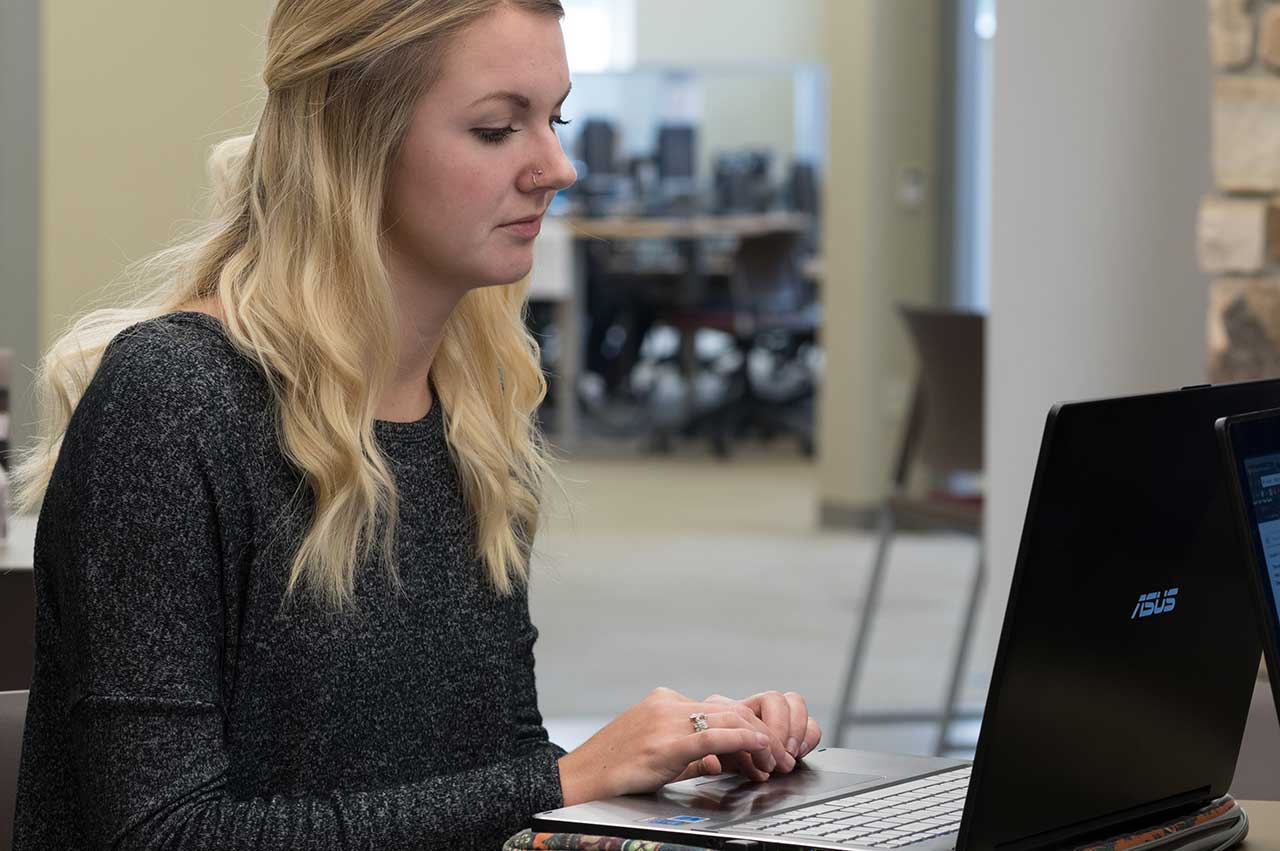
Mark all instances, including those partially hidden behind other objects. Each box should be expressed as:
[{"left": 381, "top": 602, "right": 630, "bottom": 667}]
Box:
[
  {"left": 1220, "top": 408, "right": 1280, "bottom": 697},
  {"left": 1240, "top": 451, "right": 1280, "bottom": 625}
]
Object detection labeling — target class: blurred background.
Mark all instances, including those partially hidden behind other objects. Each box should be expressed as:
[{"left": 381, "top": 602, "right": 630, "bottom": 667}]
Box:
[{"left": 0, "top": 0, "right": 1251, "bottom": 771}]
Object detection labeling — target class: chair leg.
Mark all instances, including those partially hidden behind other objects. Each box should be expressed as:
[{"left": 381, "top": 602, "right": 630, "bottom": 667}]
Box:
[
  {"left": 934, "top": 538, "right": 986, "bottom": 756},
  {"left": 832, "top": 504, "right": 896, "bottom": 748}
]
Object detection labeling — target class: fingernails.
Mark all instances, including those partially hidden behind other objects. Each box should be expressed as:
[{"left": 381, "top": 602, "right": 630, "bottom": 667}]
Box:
[
  {"left": 781, "top": 750, "right": 796, "bottom": 771},
  {"left": 765, "top": 752, "right": 777, "bottom": 771},
  {"left": 787, "top": 737, "right": 799, "bottom": 756}
]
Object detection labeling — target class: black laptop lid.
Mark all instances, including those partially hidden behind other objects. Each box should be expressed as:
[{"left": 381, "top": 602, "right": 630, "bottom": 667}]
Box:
[
  {"left": 1217, "top": 408, "right": 1280, "bottom": 733},
  {"left": 958, "top": 381, "right": 1279, "bottom": 851}
]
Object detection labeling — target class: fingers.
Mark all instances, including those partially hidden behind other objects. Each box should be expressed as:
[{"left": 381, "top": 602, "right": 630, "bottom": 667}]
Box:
[
  {"left": 746, "top": 691, "right": 799, "bottom": 767},
  {"left": 709, "top": 710, "right": 777, "bottom": 776},
  {"left": 701, "top": 696, "right": 768, "bottom": 772},
  {"left": 781, "top": 692, "right": 810, "bottom": 758},
  {"left": 798, "top": 716, "right": 822, "bottom": 759},
  {"left": 672, "top": 755, "right": 722, "bottom": 783},
  {"left": 671, "top": 727, "right": 771, "bottom": 770},
  {"left": 695, "top": 702, "right": 787, "bottom": 774}
]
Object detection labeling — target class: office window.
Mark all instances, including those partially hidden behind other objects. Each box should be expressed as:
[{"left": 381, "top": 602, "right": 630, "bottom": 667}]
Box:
[{"left": 562, "top": 0, "right": 636, "bottom": 73}]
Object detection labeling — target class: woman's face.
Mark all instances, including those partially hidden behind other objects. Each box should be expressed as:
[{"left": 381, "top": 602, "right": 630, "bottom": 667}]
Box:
[{"left": 384, "top": 4, "right": 577, "bottom": 293}]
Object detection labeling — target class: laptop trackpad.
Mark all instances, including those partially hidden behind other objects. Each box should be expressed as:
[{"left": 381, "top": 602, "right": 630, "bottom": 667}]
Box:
[{"left": 657, "top": 766, "right": 884, "bottom": 819}]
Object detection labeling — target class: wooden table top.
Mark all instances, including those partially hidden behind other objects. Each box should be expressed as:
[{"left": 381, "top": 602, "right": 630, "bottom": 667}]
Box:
[{"left": 563, "top": 210, "right": 812, "bottom": 240}]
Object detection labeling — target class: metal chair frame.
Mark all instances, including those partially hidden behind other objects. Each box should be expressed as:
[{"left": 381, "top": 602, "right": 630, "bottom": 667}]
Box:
[{"left": 831, "top": 306, "right": 987, "bottom": 756}]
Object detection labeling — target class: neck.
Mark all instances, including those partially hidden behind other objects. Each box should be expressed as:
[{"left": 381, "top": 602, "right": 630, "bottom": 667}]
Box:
[{"left": 376, "top": 248, "right": 465, "bottom": 423}]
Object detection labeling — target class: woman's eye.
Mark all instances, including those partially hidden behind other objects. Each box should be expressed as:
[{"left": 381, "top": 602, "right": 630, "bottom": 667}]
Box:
[
  {"left": 474, "top": 117, "right": 572, "bottom": 146},
  {"left": 474, "top": 127, "right": 518, "bottom": 145}
]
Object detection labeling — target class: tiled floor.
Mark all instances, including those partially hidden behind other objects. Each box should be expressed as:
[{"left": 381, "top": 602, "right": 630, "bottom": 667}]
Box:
[{"left": 528, "top": 448, "right": 988, "bottom": 758}]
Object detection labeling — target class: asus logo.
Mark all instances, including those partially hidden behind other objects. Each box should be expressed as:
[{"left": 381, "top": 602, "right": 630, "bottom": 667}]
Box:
[{"left": 1131, "top": 588, "right": 1178, "bottom": 619}]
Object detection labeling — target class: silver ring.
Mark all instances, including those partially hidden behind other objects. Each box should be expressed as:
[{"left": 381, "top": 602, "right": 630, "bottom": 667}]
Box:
[
  {"left": 532, "top": 168, "right": 544, "bottom": 187},
  {"left": 690, "top": 712, "right": 709, "bottom": 733}
]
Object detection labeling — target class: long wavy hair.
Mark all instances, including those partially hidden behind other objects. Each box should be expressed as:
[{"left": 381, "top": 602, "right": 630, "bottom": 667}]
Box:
[{"left": 12, "top": 0, "right": 566, "bottom": 609}]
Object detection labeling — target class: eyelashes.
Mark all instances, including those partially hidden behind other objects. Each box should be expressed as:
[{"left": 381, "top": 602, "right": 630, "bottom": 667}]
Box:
[{"left": 474, "top": 117, "right": 572, "bottom": 146}]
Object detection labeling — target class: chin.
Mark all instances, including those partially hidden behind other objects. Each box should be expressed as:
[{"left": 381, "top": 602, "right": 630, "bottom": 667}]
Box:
[{"left": 479, "top": 258, "right": 535, "bottom": 289}]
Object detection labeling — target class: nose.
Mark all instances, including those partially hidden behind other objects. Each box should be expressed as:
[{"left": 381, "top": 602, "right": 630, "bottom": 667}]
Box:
[{"left": 529, "top": 127, "right": 577, "bottom": 193}]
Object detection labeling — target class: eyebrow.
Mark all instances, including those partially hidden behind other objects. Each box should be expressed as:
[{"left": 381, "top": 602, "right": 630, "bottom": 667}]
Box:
[{"left": 468, "top": 82, "right": 572, "bottom": 110}]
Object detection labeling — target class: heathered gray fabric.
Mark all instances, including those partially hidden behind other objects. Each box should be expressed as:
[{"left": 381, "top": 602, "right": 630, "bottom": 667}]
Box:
[{"left": 13, "top": 311, "right": 567, "bottom": 850}]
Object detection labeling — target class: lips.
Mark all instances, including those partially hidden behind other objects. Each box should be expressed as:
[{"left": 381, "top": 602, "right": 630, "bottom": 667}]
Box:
[{"left": 502, "top": 212, "right": 544, "bottom": 226}]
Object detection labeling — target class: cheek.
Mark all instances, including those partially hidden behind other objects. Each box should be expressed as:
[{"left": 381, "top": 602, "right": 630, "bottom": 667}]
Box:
[{"left": 391, "top": 148, "right": 501, "bottom": 241}]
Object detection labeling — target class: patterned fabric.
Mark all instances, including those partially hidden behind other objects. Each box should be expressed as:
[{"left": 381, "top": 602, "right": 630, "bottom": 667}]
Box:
[
  {"left": 502, "top": 828, "right": 711, "bottom": 851},
  {"left": 1068, "top": 796, "right": 1241, "bottom": 851},
  {"left": 506, "top": 794, "right": 1243, "bottom": 851}
]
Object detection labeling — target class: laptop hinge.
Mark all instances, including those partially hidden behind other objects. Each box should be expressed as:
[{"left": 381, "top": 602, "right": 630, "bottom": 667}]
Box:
[{"left": 991, "top": 787, "right": 1211, "bottom": 851}]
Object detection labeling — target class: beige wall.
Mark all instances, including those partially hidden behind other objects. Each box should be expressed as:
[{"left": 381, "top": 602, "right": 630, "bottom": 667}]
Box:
[
  {"left": 817, "top": 0, "right": 944, "bottom": 518},
  {"left": 40, "top": 2, "right": 268, "bottom": 347},
  {"left": 1, "top": 0, "right": 39, "bottom": 457}
]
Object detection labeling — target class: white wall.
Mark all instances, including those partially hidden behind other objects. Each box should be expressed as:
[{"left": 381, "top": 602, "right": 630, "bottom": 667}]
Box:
[
  {"left": 980, "top": 2, "right": 1212, "bottom": 681},
  {"left": 635, "top": 0, "right": 826, "bottom": 184},
  {"left": 634, "top": 0, "right": 825, "bottom": 66}
]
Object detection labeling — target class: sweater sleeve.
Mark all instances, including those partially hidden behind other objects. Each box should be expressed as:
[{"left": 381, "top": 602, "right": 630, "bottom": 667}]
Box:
[{"left": 42, "top": 330, "right": 567, "bottom": 851}]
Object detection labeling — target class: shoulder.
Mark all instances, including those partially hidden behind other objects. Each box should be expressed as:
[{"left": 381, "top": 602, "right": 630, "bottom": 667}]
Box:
[
  {"left": 73, "top": 311, "right": 273, "bottom": 457},
  {"left": 99, "top": 311, "right": 259, "bottom": 397}
]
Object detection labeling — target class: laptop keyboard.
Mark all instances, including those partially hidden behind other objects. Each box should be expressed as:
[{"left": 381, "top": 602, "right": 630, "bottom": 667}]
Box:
[{"left": 728, "top": 765, "right": 971, "bottom": 848}]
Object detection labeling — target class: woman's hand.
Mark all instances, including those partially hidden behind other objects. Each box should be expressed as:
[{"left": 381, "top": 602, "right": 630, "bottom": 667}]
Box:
[
  {"left": 675, "top": 691, "right": 823, "bottom": 781},
  {"left": 557, "top": 687, "right": 788, "bottom": 806}
]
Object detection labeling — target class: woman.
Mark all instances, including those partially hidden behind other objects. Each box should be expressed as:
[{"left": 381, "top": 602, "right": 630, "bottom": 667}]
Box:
[{"left": 10, "top": 1, "right": 822, "bottom": 848}]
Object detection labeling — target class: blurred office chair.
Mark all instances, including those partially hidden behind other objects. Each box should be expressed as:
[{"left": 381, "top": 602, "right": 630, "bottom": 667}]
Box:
[
  {"left": 832, "top": 305, "right": 986, "bottom": 756},
  {"left": 657, "top": 229, "right": 819, "bottom": 457},
  {"left": 655, "top": 124, "right": 699, "bottom": 209},
  {"left": 786, "top": 160, "right": 821, "bottom": 255},
  {"left": 0, "top": 689, "right": 29, "bottom": 851},
  {"left": 579, "top": 119, "right": 618, "bottom": 177},
  {"left": 574, "top": 119, "right": 624, "bottom": 218},
  {"left": 713, "top": 150, "right": 776, "bottom": 214}
]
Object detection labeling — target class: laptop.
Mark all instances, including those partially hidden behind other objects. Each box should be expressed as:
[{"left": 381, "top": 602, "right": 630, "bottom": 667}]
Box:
[
  {"left": 535, "top": 380, "right": 1280, "bottom": 851},
  {"left": 1216, "top": 406, "right": 1280, "bottom": 730}
]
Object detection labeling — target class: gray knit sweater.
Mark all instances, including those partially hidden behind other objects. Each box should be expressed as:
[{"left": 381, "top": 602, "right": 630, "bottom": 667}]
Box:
[{"left": 13, "top": 311, "right": 567, "bottom": 850}]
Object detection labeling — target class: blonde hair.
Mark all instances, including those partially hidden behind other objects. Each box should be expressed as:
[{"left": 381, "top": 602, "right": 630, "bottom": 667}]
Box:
[{"left": 12, "top": 0, "right": 566, "bottom": 609}]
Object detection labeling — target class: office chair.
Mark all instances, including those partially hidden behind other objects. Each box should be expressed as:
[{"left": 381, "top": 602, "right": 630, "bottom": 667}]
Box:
[
  {"left": 832, "top": 305, "right": 986, "bottom": 756},
  {"left": 0, "top": 689, "right": 29, "bottom": 851},
  {"left": 656, "top": 229, "right": 819, "bottom": 457}
]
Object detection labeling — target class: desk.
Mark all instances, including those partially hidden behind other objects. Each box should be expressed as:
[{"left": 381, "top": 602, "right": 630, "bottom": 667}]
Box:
[
  {"left": 1241, "top": 801, "right": 1280, "bottom": 851},
  {"left": 536, "top": 211, "right": 814, "bottom": 448},
  {"left": 564, "top": 210, "right": 812, "bottom": 241}
]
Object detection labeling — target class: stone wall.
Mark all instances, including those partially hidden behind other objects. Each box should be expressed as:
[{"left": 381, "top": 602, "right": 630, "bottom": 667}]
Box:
[{"left": 1205, "top": 0, "right": 1280, "bottom": 381}]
